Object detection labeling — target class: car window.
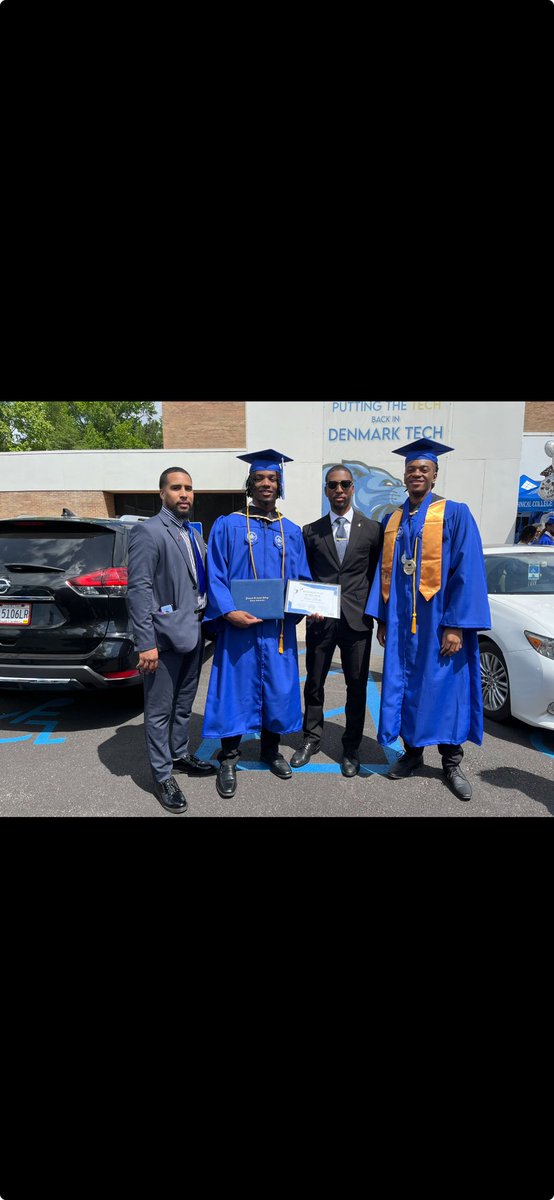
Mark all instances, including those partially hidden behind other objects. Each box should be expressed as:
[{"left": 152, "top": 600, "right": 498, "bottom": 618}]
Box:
[
  {"left": 0, "top": 523, "right": 116, "bottom": 576},
  {"left": 485, "top": 553, "right": 554, "bottom": 595}
]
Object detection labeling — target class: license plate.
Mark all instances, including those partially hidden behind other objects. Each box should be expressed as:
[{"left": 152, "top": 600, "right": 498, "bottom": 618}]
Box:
[{"left": 0, "top": 602, "right": 32, "bottom": 625}]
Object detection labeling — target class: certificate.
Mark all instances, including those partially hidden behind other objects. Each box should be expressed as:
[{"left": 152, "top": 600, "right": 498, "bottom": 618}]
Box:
[{"left": 285, "top": 580, "right": 341, "bottom": 619}]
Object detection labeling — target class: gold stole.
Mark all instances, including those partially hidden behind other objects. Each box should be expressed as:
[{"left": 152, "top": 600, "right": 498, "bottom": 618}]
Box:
[{"left": 381, "top": 500, "right": 447, "bottom": 606}]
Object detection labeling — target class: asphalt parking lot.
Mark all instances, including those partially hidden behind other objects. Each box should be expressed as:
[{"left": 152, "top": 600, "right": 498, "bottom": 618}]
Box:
[{"left": 0, "top": 641, "right": 553, "bottom": 817}]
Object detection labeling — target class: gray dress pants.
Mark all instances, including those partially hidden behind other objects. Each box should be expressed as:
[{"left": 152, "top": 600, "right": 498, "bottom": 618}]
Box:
[{"left": 143, "top": 640, "right": 203, "bottom": 782}]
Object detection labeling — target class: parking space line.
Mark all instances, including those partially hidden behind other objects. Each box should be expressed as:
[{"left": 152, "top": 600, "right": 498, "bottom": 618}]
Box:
[
  {"left": 531, "top": 732, "right": 554, "bottom": 759},
  {"left": 195, "top": 656, "right": 401, "bottom": 775}
]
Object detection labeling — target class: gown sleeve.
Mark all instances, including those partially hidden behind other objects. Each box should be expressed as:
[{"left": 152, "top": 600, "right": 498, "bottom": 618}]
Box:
[
  {"left": 442, "top": 503, "right": 491, "bottom": 630},
  {"left": 365, "top": 513, "right": 390, "bottom": 623},
  {"left": 289, "top": 526, "right": 312, "bottom": 584},
  {"left": 204, "top": 517, "right": 237, "bottom": 620},
  {"left": 283, "top": 524, "right": 312, "bottom": 625}
]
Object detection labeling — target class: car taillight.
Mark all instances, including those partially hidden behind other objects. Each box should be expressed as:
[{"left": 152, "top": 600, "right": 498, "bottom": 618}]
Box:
[
  {"left": 104, "top": 669, "right": 141, "bottom": 679},
  {"left": 66, "top": 567, "right": 128, "bottom": 596}
]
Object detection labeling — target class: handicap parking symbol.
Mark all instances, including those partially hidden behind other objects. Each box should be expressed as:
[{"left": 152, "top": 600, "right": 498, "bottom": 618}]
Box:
[{"left": 0, "top": 699, "right": 74, "bottom": 746}]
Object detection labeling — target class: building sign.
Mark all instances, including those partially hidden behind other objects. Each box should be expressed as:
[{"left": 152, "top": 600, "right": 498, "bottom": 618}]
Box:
[{"left": 321, "top": 400, "right": 454, "bottom": 521}]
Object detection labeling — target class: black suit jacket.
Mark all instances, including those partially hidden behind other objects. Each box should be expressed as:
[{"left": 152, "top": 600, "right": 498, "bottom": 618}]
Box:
[{"left": 302, "top": 509, "right": 384, "bottom": 633}]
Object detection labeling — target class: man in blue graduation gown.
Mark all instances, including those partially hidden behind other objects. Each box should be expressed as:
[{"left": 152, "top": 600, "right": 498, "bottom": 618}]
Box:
[
  {"left": 365, "top": 437, "right": 491, "bottom": 802},
  {"left": 202, "top": 449, "right": 313, "bottom": 799}
]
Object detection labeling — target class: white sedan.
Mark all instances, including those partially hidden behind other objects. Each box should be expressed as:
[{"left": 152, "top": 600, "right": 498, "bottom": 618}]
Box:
[{"left": 479, "top": 545, "right": 554, "bottom": 730}]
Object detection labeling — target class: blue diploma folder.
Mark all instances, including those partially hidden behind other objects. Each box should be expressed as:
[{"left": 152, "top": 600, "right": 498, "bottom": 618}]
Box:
[{"left": 230, "top": 578, "right": 285, "bottom": 620}]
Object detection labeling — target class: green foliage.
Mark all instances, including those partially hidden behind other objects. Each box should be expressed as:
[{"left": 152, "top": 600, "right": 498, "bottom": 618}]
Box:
[
  {"left": 0, "top": 401, "right": 163, "bottom": 451},
  {"left": 0, "top": 401, "right": 56, "bottom": 451}
]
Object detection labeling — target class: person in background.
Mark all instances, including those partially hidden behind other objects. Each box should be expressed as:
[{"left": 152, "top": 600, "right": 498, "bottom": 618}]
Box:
[
  {"left": 366, "top": 437, "right": 491, "bottom": 803},
  {"left": 202, "top": 449, "right": 313, "bottom": 801},
  {"left": 517, "top": 525, "right": 538, "bottom": 544},
  {"left": 290, "top": 464, "right": 383, "bottom": 777},
  {"left": 535, "top": 514, "right": 554, "bottom": 545},
  {"left": 127, "top": 467, "right": 215, "bottom": 815}
]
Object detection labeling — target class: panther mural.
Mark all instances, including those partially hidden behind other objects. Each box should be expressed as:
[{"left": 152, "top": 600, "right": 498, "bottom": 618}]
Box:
[
  {"left": 321, "top": 459, "right": 407, "bottom": 522},
  {"left": 538, "top": 439, "right": 554, "bottom": 503}
]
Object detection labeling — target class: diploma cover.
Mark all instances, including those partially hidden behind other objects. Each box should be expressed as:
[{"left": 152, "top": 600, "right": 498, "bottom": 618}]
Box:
[{"left": 230, "top": 578, "right": 285, "bottom": 620}]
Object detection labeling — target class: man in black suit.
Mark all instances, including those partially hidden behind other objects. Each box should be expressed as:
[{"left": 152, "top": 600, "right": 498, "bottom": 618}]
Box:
[
  {"left": 127, "top": 467, "right": 215, "bottom": 814},
  {"left": 290, "top": 464, "right": 383, "bottom": 777}
]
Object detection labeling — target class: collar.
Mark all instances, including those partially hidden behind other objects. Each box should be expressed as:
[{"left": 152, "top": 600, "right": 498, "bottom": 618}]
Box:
[
  {"left": 331, "top": 508, "right": 354, "bottom": 527},
  {"left": 162, "top": 505, "right": 187, "bottom": 530},
  {"left": 233, "top": 506, "right": 282, "bottom": 523}
]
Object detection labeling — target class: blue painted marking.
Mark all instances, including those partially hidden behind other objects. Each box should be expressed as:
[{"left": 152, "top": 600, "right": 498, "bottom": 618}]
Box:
[
  {"left": 0, "top": 698, "right": 74, "bottom": 746},
  {"left": 9, "top": 699, "right": 73, "bottom": 726},
  {"left": 531, "top": 731, "right": 554, "bottom": 759},
  {"left": 33, "top": 722, "right": 67, "bottom": 746},
  {"left": 194, "top": 649, "right": 400, "bottom": 774}
]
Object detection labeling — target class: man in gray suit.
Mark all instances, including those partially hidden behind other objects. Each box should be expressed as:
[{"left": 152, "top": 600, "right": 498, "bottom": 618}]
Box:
[{"left": 127, "top": 467, "right": 215, "bottom": 814}]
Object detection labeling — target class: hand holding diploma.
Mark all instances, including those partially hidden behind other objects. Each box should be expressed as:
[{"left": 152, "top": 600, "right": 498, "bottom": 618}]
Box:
[
  {"left": 285, "top": 580, "right": 341, "bottom": 620},
  {"left": 225, "top": 610, "right": 263, "bottom": 627}
]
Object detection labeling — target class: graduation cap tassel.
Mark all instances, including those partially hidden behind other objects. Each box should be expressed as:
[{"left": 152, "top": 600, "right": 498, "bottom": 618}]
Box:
[{"left": 279, "top": 621, "right": 284, "bottom": 654}]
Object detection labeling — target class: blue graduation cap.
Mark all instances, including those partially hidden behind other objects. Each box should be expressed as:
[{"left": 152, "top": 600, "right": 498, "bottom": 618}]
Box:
[
  {"left": 393, "top": 436, "right": 455, "bottom": 466},
  {"left": 237, "top": 448, "right": 293, "bottom": 498}
]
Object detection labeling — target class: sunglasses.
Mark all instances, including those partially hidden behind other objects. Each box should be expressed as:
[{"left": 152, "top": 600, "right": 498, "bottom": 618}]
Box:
[{"left": 327, "top": 480, "right": 353, "bottom": 490}]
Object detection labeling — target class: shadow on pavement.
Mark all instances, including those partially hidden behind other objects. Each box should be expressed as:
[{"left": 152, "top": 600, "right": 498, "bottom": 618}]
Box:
[
  {"left": 281, "top": 723, "right": 387, "bottom": 767},
  {"left": 482, "top": 714, "right": 541, "bottom": 747},
  {"left": 97, "top": 711, "right": 208, "bottom": 794},
  {"left": 0, "top": 686, "right": 145, "bottom": 734},
  {"left": 479, "top": 767, "right": 554, "bottom": 816}
]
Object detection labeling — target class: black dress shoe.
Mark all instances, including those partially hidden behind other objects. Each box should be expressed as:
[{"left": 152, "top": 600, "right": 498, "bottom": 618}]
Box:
[
  {"left": 443, "top": 765, "right": 472, "bottom": 801},
  {"left": 260, "top": 752, "right": 293, "bottom": 779},
  {"left": 154, "top": 776, "right": 188, "bottom": 813},
  {"left": 341, "top": 754, "right": 360, "bottom": 778},
  {"left": 290, "top": 741, "right": 319, "bottom": 768},
  {"left": 173, "top": 754, "right": 216, "bottom": 775},
  {"left": 387, "top": 753, "right": 424, "bottom": 780},
  {"left": 216, "top": 762, "right": 237, "bottom": 798}
]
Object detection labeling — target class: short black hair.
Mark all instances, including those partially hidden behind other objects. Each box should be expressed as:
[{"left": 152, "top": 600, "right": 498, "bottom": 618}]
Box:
[
  {"left": 325, "top": 464, "right": 354, "bottom": 486},
  {"left": 159, "top": 467, "right": 192, "bottom": 490}
]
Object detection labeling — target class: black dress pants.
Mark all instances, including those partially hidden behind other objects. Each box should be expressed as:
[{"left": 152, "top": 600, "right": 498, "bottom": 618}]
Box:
[
  {"left": 303, "top": 615, "right": 372, "bottom": 753},
  {"left": 218, "top": 729, "right": 280, "bottom": 764},
  {"left": 404, "top": 741, "right": 464, "bottom": 770}
]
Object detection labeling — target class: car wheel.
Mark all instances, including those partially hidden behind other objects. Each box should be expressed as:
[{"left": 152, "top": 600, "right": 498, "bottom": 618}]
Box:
[{"left": 480, "top": 639, "right": 511, "bottom": 722}]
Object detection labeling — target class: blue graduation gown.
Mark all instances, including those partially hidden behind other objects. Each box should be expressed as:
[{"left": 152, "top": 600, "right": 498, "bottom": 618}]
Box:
[
  {"left": 365, "top": 498, "right": 491, "bottom": 748},
  {"left": 202, "top": 511, "right": 312, "bottom": 739}
]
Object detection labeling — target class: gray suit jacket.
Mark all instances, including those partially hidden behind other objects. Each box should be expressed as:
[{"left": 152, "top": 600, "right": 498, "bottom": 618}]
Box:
[{"left": 127, "top": 510, "right": 207, "bottom": 655}]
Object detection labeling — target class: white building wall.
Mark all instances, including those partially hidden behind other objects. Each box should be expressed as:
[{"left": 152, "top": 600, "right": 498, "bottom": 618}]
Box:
[{"left": 0, "top": 400, "right": 526, "bottom": 544}]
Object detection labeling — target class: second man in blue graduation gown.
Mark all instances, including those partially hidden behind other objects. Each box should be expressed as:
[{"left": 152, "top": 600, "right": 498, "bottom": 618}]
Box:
[{"left": 365, "top": 437, "right": 491, "bottom": 802}]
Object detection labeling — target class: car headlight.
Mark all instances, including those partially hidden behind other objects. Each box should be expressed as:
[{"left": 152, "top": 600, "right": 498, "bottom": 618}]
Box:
[{"left": 525, "top": 630, "right": 554, "bottom": 660}]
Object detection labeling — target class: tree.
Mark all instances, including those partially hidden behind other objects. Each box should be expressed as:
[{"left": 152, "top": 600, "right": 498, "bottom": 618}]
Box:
[
  {"left": 0, "top": 401, "right": 163, "bottom": 450},
  {"left": 0, "top": 401, "right": 55, "bottom": 451}
]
